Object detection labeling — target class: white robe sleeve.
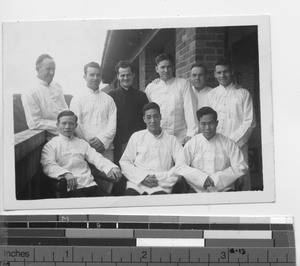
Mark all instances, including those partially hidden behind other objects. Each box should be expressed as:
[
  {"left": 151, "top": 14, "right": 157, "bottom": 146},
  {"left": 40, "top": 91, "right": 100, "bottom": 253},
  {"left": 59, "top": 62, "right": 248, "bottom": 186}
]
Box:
[
  {"left": 182, "top": 81, "right": 198, "bottom": 137},
  {"left": 83, "top": 140, "right": 117, "bottom": 175},
  {"left": 40, "top": 142, "right": 69, "bottom": 178},
  {"left": 95, "top": 97, "right": 117, "bottom": 149},
  {"left": 119, "top": 134, "right": 150, "bottom": 186},
  {"left": 22, "top": 92, "right": 58, "bottom": 135},
  {"left": 145, "top": 83, "right": 153, "bottom": 102},
  {"left": 155, "top": 137, "right": 183, "bottom": 188},
  {"left": 69, "top": 95, "right": 87, "bottom": 140},
  {"left": 210, "top": 139, "right": 249, "bottom": 191},
  {"left": 230, "top": 90, "right": 256, "bottom": 148},
  {"left": 174, "top": 139, "right": 208, "bottom": 189}
]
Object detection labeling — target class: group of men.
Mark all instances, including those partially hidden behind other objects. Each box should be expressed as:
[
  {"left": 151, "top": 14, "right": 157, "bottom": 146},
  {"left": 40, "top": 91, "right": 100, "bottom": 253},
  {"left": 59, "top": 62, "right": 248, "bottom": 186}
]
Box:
[{"left": 21, "top": 52, "right": 256, "bottom": 198}]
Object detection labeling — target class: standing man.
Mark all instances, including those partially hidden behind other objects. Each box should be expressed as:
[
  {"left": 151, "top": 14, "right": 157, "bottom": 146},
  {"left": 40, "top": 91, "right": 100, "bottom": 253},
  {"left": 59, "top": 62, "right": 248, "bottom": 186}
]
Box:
[
  {"left": 22, "top": 54, "right": 68, "bottom": 138},
  {"left": 120, "top": 102, "right": 182, "bottom": 195},
  {"left": 189, "top": 63, "right": 212, "bottom": 109},
  {"left": 145, "top": 53, "right": 198, "bottom": 145},
  {"left": 41, "top": 110, "right": 122, "bottom": 198},
  {"left": 108, "top": 60, "right": 149, "bottom": 165},
  {"left": 207, "top": 58, "right": 256, "bottom": 190},
  {"left": 175, "top": 107, "right": 248, "bottom": 193},
  {"left": 70, "top": 62, "right": 117, "bottom": 193}
]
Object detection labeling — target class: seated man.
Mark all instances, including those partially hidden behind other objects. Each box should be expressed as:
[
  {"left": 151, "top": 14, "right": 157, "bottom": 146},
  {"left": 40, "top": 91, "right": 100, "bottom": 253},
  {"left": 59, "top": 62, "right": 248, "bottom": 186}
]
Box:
[
  {"left": 175, "top": 107, "right": 248, "bottom": 193},
  {"left": 41, "top": 110, "right": 122, "bottom": 198},
  {"left": 120, "top": 102, "right": 183, "bottom": 195}
]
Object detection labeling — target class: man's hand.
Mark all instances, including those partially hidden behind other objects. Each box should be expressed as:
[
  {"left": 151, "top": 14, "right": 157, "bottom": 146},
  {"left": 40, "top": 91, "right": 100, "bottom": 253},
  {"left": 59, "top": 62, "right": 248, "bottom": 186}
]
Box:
[
  {"left": 64, "top": 173, "right": 78, "bottom": 191},
  {"left": 182, "top": 136, "right": 192, "bottom": 146},
  {"left": 203, "top": 176, "right": 214, "bottom": 189},
  {"left": 89, "top": 137, "right": 105, "bottom": 153},
  {"left": 107, "top": 167, "right": 122, "bottom": 182},
  {"left": 141, "top": 174, "right": 159, "bottom": 188}
]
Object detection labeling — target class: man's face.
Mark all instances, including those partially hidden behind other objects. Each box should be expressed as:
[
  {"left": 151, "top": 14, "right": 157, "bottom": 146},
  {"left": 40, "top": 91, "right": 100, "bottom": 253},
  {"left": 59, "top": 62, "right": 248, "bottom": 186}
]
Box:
[
  {"left": 117, "top": 67, "right": 135, "bottom": 89},
  {"left": 143, "top": 108, "right": 161, "bottom": 135},
  {"left": 84, "top": 67, "right": 101, "bottom": 91},
  {"left": 214, "top": 65, "right": 233, "bottom": 87},
  {"left": 190, "top": 66, "right": 207, "bottom": 90},
  {"left": 155, "top": 60, "right": 174, "bottom": 82},
  {"left": 199, "top": 113, "right": 218, "bottom": 140},
  {"left": 37, "top": 58, "right": 56, "bottom": 84},
  {"left": 57, "top": 115, "right": 77, "bottom": 138}
]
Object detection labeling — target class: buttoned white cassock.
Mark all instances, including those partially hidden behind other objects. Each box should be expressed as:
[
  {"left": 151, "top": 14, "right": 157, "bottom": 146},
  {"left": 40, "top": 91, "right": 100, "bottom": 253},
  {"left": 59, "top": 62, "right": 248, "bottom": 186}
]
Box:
[
  {"left": 22, "top": 78, "right": 68, "bottom": 135},
  {"left": 145, "top": 77, "right": 198, "bottom": 143},
  {"left": 207, "top": 83, "right": 256, "bottom": 150},
  {"left": 175, "top": 133, "right": 248, "bottom": 192},
  {"left": 192, "top": 86, "right": 213, "bottom": 109},
  {"left": 70, "top": 88, "right": 117, "bottom": 151},
  {"left": 120, "top": 129, "right": 183, "bottom": 194},
  {"left": 41, "top": 134, "right": 117, "bottom": 189},
  {"left": 207, "top": 83, "right": 256, "bottom": 190}
]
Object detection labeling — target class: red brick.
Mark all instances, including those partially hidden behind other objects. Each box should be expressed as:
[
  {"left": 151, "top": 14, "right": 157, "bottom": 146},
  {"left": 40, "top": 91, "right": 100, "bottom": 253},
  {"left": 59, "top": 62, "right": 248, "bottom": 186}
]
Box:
[
  {"left": 196, "top": 28, "right": 206, "bottom": 34},
  {"left": 205, "top": 55, "right": 218, "bottom": 61},
  {"left": 216, "top": 48, "right": 225, "bottom": 56},
  {"left": 196, "top": 33, "right": 215, "bottom": 41},
  {"left": 206, "top": 41, "right": 225, "bottom": 48},
  {"left": 216, "top": 34, "right": 225, "bottom": 41},
  {"left": 195, "top": 54, "right": 205, "bottom": 62},
  {"left": 195, "top": 47, "right": 216, "bottom": 54},
  {"left": 206, "top": 27, "right": 226, "bottom": 34}
]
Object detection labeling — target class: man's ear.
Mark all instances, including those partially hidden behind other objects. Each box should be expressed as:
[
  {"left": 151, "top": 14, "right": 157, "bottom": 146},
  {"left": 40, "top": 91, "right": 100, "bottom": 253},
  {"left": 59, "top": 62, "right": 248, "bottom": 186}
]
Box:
[
  {"left": 75, "top": 123, "right": 78, "bottom": 129},
  {"left": 83, "top": 74, "right": 87, "bottom": 81},
  {"left": 155, "top": 65, "right": 159, "bottom": 74},
  {"left": 216, "top": 120, "right": 219, "bottom": 127},
  {"left": 56, "top": 122, "right": 59, "bottom": 128}
]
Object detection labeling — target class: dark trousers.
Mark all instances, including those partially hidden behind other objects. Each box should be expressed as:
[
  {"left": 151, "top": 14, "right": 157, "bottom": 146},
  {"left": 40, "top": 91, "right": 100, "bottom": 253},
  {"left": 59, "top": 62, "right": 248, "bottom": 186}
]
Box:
[
  {"left": 112, "top": 143, "right": 128, "bottom": 196},
  {"left": 125, "top": 188, "right": 168, "bottom": 196},
  {"left": 67, "top": 185, "right": 109, "bottom": 198}
]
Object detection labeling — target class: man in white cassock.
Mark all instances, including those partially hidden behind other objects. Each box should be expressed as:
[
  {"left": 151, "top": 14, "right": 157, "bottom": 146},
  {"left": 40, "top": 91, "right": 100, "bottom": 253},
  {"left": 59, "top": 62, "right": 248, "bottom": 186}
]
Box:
[
  {"left": 207, "top": 58, "right": 256, "bottom": 190},
  {"left": 70, "top": 62, "right": 117, "bottom": 193},
  {"left": 189, "top": 63, "right": 213, "bottom": 109},
  {"left": 22, "top": 54, "right": 68, "bottom": 139},
  {"left": 41, "top": 110, "right": 122, "bottom": 198},
  {"left": 120, "top": 102, "right": 183, "bottom": 195},
  {"left": 145, "top": 53, "right": 198, "bottom": 146},
  {"left": 175, "top": 107, "right": 248, "bottom": 193}
]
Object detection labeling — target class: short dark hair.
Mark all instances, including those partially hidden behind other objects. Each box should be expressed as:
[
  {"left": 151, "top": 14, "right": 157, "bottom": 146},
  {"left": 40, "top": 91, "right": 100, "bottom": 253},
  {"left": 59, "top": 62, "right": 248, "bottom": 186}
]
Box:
[
  {"left": 196, "top": 107, "right": 218, "bottom": 122},
  {"left": 115, "top": 60, "right": 134, "bottom": 74},
  {"left": 190, "top": 62, "right": 208, "bottom": 74},
  {"left": 84, "top": 62, "right": 101, "bottom": 75},
  {"left": 215, "top": 57, "right": 232, "bottom": 70},
  {"left": 57, "top": 110, "right": 78, "bottom": 123},
  {"left": 36, "top": 54, "right": 53, "bottom": 69},
  {"left": 155, "top": 53, "right": 174, "bottom": 65},
  {"left": 142, "top": 102, "right": 161, "bottom": 116}
]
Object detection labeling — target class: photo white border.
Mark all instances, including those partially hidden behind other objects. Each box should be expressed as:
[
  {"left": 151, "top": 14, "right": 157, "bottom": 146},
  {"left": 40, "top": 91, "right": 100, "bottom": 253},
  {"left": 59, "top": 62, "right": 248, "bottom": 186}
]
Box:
[{"left": 2, "top": 15, "right": 274, "bottom": 211}]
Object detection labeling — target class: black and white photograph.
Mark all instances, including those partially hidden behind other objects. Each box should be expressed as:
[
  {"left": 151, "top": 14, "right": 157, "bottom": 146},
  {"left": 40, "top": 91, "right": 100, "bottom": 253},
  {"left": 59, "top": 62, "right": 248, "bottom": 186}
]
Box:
[{"left": 2, "top": 15, "right": 274, "bottom": 210}]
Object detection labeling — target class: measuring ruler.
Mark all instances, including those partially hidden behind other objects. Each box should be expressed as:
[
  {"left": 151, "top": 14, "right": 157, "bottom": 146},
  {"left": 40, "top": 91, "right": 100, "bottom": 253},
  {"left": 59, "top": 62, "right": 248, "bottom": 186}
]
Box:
[{"left": 0, "top": 215, "right": 296, "bottom": 265}]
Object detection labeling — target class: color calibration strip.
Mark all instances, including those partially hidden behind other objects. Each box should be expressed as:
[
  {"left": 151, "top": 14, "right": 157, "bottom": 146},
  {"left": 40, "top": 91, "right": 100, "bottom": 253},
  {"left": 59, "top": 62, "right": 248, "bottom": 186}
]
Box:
[{"left": 0, "top": 215, "right": 296, "bottom": 265}]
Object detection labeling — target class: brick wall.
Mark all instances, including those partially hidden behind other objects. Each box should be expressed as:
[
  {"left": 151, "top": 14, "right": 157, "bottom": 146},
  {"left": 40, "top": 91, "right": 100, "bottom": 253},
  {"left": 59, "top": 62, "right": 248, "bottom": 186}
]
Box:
[
  {"left": 175, "top": 27, "right": 226, "bottom": 87},
  {"left": 139, "top": 48, "right": 161, "bottom": 91}
]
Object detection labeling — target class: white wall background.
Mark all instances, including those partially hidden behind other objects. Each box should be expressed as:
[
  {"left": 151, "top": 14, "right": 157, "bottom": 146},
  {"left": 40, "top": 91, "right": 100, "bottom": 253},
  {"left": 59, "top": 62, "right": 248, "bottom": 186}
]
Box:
[{"left": 1, "top": 0, "right": 300, "bottom": 262}]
